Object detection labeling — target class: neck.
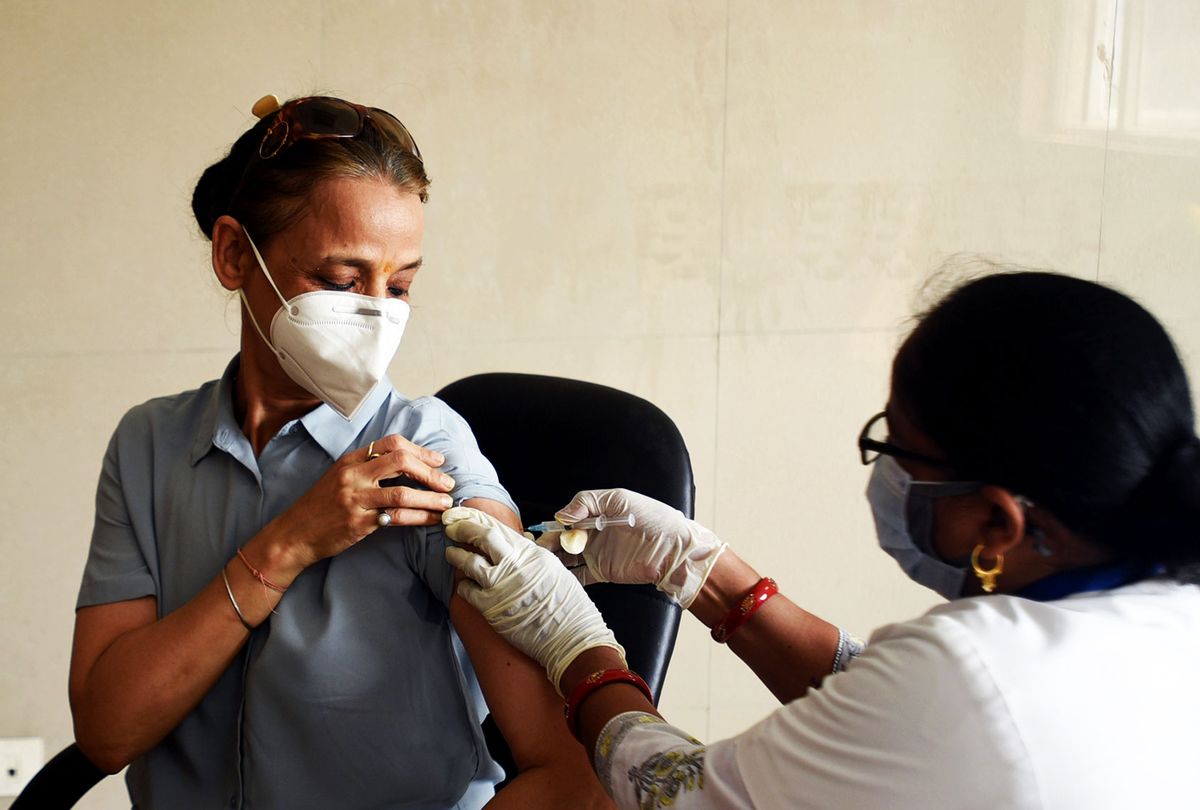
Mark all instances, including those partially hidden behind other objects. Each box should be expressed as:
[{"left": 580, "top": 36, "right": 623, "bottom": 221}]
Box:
[
  {"left": 980, "top": 526, "right": 1118, "bottom": 597},
  {"left": 235, "top": 333, "right": 321, "bottom": 455}
]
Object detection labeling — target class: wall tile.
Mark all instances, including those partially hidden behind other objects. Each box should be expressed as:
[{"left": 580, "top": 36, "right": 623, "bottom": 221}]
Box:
[
  {"left": 1096, "top": 151, "right": 1200, "bottom": 327},
  {"left": 0, "top": 0, "right": 323, "bottom": 359},
  {"left": 720, "top": 0, "right": 1110, "bottom": 335},
  {"left": 322, "top": 0, "right": 728, "bottom": 342},
  {"left": 707, "top": 329, "right": 941, "bottom": 739}
]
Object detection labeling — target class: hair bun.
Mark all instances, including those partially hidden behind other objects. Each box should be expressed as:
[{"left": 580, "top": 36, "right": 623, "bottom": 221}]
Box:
[
  {"left": 1156, "top": 434, "right": 1200, "bottom": 488},
  {"left": 1118, "top": 434, "right": 1200, "bottom": 563},
  {"left": 1135, "top": 435, "right": 1200, "bottom": 508},
  {"left": 191, "top": 155, "right": 241, "bottom": 239}
]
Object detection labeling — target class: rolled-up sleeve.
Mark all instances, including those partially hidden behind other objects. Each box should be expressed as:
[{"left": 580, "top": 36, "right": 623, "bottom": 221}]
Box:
[{"left": 408, "top": 397, "right": 518, "bottom": 516}]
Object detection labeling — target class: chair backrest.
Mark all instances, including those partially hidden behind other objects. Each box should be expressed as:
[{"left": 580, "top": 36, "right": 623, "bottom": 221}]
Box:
[
  {"left": 11, "top": 742, "right": 106, "bottom": 810},
  {"left": 436, "top": 372, "right": 695, "bottom": 698},
  {"left": 438, "top": 372, "right": 694, "bottom": 787}
]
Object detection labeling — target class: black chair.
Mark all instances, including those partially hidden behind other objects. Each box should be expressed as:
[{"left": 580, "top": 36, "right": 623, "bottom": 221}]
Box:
[
  {"left": 437, "top": 372, "right": 694, "bottom": 783},
  {"left": 10, "top": 742, "right": 105, "bottom": 809}
]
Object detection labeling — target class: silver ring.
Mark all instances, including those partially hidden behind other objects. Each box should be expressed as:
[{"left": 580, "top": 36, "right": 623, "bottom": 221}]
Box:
[{"left": 377, "top": 510, "right": 393, "bottom": 527}]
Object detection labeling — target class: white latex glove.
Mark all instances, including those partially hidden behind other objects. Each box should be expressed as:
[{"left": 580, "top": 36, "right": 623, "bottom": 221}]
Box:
[
  {"left": 539, "top": 488, "right": 728, "bottom": 609},
  {"left": 442, "top": 506, "right": 624, "bottom": 694}
]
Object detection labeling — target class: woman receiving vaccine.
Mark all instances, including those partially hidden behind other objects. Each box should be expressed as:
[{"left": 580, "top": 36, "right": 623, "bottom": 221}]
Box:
[
  {"left": 443, "top": 271, "right": 1200, "bottom": 808},
  {"left": 69, "top": 95, "right": 610, "bottom": 809}
]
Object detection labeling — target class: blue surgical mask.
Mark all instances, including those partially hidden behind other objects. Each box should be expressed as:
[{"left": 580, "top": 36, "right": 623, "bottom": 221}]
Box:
[{"left": 866, "top": 455, "right": 981, "bottom": 600}]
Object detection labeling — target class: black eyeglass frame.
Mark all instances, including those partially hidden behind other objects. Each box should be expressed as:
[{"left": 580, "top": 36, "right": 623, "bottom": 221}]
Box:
[{"left": 857, "top": 411, "right": 957, "bottom": 470}]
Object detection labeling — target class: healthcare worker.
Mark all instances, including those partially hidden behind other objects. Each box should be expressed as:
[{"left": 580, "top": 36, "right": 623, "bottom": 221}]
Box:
[{"left": 442, "top": 271, "right": 1200, "bottom": 808}]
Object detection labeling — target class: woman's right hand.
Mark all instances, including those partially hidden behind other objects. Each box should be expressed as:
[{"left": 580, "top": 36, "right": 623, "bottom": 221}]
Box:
[
  {"left": 267, "top": 433, "right": 456, "bottom": 572},
  {"left": 542, "top": 488, "right": 728, "bottom": 608}
]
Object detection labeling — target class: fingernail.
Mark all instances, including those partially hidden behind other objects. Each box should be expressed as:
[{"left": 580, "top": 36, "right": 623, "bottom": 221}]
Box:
[
  {"left": 441, "top": 496, "right": 454, "bottom": 509},
  {"left": 432, "top": 452, "right": 446, "bottom": 465},
  {"left": 442, "top": 475, "right": 455, "bottom": 489}
]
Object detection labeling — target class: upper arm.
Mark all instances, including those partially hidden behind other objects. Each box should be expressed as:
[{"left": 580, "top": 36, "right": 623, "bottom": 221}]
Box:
[
  {"left": 450, "top": 498, "right": 582, "bottom": 769},
  {"left": 449, "top": 593, "right": 575, "bottom": 770},
  {"left": 459, "top": 497, "right": 521, "bottom": 532}
]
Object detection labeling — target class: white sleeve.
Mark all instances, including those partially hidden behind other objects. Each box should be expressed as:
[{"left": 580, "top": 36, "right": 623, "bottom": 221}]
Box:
[
  {"left": 596, "top": 616, "right": 1039, "bottom": 809},
  {"left": 594, "top": 712, "right": 755, "bottom": 809}
]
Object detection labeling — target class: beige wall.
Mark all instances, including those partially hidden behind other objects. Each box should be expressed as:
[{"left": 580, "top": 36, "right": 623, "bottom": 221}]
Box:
[{"left": 2, "top": 1, "right": 1198, "bottom": 807}]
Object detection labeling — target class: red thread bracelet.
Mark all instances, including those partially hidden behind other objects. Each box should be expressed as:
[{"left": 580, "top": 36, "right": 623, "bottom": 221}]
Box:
[
  {"left": 711, "top": 577, "right": 778, "bottom": 643},
  {"left": 564, "top": 668, "right": 654, "bottom": 740},
  {"left": 236, "top": 549, "right": 287, "bottom": 593}
]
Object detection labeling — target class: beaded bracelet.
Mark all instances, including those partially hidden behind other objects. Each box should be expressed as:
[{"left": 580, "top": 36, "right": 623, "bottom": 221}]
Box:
[
  {"left": 564, "top": 668, "right": 654, "bottom": 740},
  {"left": 711, "top": 577, "right": 778, "bottom": 643}
]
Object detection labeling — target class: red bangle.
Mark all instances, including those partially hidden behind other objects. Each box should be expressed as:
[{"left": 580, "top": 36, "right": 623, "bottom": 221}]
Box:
[
  {"left": 711, "top": 577, "right": 778, "bottom": 643},
  {"left": 236, "top": 549, "right": 287, "bottom": 594},
  {"left": 564, "top": 668, "right": 654, "bottom": 740}
]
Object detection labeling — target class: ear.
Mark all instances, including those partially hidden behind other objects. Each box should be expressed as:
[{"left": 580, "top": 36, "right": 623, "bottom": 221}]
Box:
[
  {"left": 977, "top": 485, "right": 1026, "bottom": 559},
  {"left": 211, "top": 215, "right": 254, "bottom": 292}
]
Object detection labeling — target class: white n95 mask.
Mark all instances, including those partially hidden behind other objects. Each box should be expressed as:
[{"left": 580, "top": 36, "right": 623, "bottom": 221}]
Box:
[
  {"left": 866, "top": 455, "right": 981, "bottom": 600},
  {"left": 239, "top": 229, "right": 410, "bottom": 420}
]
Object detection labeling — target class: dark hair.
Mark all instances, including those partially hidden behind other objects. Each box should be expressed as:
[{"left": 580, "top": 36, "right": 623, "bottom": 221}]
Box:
[
  {"left": 894, "top": 269, "right": 1200, "bottom": 582},
  {"left": 190, "top": 96, "right": 429, "bottom": 242}
]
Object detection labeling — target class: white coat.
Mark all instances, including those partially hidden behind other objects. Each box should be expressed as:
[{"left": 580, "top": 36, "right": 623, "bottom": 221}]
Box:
[{"left": 597, "top": 579, "right": 1200, "bottom": 808}]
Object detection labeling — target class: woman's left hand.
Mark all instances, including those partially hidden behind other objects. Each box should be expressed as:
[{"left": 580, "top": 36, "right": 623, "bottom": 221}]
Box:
[{"left": 442, "top": 507, "right": 624, "bottom": 693}]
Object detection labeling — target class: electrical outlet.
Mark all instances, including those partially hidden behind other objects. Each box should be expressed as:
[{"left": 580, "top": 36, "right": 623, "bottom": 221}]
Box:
[{"left": 0, "top": 737, "right": 45, "bottom": 797}]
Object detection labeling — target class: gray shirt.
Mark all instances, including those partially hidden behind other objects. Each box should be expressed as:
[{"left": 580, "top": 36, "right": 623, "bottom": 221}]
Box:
[{"left": 77, "top": 357, "right": 513, "bottom": 809}]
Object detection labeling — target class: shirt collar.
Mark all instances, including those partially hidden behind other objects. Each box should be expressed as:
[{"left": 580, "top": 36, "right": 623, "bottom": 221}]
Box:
[
  {"left": 190, "top": 356, "right": 242, "bottom": 466},
  {"left": 300, "top": 378, "right": 395, "bottom": 461},
  {"left": 1015, "top": 560, "right": 1161, "bottom": 602},
  {"left": 189, "top": 356, "right": 396, "bottom": 465}
]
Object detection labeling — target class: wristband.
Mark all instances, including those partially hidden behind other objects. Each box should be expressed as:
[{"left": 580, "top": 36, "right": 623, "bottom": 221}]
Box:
[
  {"left": 564, "top": 668, "right": 654, "bottom": 740},
  {"left": 711, "top": 577, "right": 778, "bottom": 643},
  {"left": 236, "top": 549, "right": 287, "bottom": 593}
]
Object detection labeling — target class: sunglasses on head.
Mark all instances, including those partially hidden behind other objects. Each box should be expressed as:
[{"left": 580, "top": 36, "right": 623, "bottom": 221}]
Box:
[{"left": 255, "top": 96, "right": 422, "bottom": 160}]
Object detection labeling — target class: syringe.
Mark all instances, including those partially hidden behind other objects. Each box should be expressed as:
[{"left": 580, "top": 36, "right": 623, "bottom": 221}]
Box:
[{"left": 525, "top": 514, "right": 636, "bottom": 534}]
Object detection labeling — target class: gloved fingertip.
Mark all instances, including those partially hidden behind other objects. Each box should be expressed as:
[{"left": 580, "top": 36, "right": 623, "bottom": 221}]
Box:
[
  {"left": 554, "top": 507, "right": 585, "bottom": 524},
  {"left": 522, "top": 532, "right": 536, "bottom": 541},
  {"left": 441, "top": 506, "right": 473, "bottom": 525},
  {"left": 444, "top": 546, "right": 467, "bottom": 569},
  {"left": 554, "top": 491, "right": 591, "bottom": 523}
]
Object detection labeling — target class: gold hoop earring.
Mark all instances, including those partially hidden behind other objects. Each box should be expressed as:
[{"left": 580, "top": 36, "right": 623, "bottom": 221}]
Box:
[{"left": 971, "top": 545, "right": 1004, "bottom": 593}]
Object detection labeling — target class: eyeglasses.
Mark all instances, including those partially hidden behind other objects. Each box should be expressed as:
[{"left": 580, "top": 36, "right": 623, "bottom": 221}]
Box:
[
  {"left": 257, "top": 96, "right": 422, "bottom": 160},
  {"left": 857, "top": 411, "right": 955, "bottom": 469}
]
